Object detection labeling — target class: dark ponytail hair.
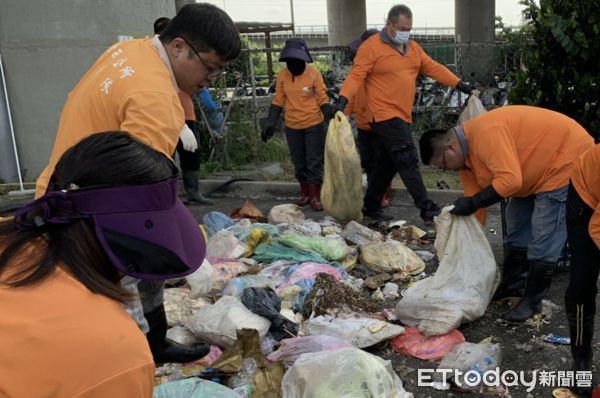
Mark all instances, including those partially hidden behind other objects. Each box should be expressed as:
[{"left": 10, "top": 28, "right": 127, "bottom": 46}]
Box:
[{"left": 0, "top": 131, "right": 177, "bottom": 302}]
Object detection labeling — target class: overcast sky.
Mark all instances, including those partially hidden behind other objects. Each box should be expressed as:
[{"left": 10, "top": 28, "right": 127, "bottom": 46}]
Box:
[{"left": 199, "top": 0, "right": 527, "bottom": 27}]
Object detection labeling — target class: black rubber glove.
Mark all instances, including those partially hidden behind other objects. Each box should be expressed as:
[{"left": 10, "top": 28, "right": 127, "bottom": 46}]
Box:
[
  {"left": 334, "top": 96, "right": 348, "bottom": 113},
  {"left": 420, "top": 200, "right": 441, "bottom": 224},
  {"left": 456, "top": 80, "right": 475, "bottom": 94},
  {"left": 450, "top": 185, "right": 502, "bottom": 216},
  {"left": 260, "top": 104, "right": 283, "bottom": 142},
  {"left": 320, "top": 103, "right": 334, "bottom": 124}
]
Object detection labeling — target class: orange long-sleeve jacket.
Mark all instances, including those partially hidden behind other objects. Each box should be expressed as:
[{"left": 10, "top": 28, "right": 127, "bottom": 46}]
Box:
[
  {"left": 178, "top": 91, "right": 197, "bottom": 121},
  {"left": 459, "top": 106, "right": 594, "bottom": 223},
  {"left": 272, "top": 64, "right": 329, "bottom": 129},
  {"left": 0, "top": 243, "right": 155, "bottom": 397},
  {"left": 345, "top": 84, "right": 373, "bottom": 131},
  {"left": 35, "top": 37, "right": 184, "bottom": 197},
  {"left": 339, "top": 32, "right": 460, "bottom": 124},
  {"left": 570, "top": 145, "right": 600, "bottom": 249}
]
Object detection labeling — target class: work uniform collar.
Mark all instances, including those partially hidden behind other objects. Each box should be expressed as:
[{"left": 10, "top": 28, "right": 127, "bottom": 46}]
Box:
[
  {"left": 379, "top": 30, "right": 408, "bottom": 55},
  {"left": 453, "top": 125, "right": 469, "bottom": 161},
  {"left": 151, "top": 35, "right": 180, "bottom": 91}
]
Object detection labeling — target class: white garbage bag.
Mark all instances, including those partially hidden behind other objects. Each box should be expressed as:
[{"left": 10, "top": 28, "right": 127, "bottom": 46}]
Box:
[{"left": 395, "top": 207, "right": 496, "bottom": 336}]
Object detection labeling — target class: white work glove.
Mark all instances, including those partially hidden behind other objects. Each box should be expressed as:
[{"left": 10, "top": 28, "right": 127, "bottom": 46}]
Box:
[{"left": 179, "top": 124, "right": 198, "bottom": 152}]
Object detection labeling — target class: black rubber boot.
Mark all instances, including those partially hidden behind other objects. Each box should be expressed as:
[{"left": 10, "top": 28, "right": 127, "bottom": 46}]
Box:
[
  {"left": 566, "top": 299, "right": 595, "bottom": 397},
  {"left": 145, "top": 304, "right": 210, "bottom": 364},
  {"left": 502, "top": 261, "right": 555, "bottom": 322},
  {"left": 183, "top": 170, "right": 213, "bottom": 205},
  {"left": 493, "top": 245, "right": 529, "bottom": 300}
]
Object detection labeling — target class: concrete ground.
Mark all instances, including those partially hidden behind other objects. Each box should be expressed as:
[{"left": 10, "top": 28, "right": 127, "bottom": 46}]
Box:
[{"left": 1, "top": 179, "right": 598, "bottom": 397}]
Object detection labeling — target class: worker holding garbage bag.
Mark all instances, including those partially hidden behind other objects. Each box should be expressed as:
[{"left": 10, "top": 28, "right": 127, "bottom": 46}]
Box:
[
  {"left": 261, "top": 38, "right": 333, "bottom": 211},
  {"left": 563, "top": 144, "right": 600, "bottom": 397},
  {"left": 335, "top": 4, "right": 474, "bottom": 222},
  {"left": 419, "top": 105, "right": 594, "bottom": 323}
]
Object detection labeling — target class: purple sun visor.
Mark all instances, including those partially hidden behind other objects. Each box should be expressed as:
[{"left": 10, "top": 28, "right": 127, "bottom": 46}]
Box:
[{"left": 14, "top": 177, "right": 206, "bottom": 280}]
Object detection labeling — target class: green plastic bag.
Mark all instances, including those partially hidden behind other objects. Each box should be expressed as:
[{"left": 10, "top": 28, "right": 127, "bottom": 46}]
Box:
[
  {"left": 279, "top": 235, "right": 351, "bottom": 261},
  {"left": 321, "top": 112, "right": 363, "bottom": 222}
]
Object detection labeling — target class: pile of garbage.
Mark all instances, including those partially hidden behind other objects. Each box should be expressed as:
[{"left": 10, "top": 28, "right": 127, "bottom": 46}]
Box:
[{"left": 153, "top": 202, "right": 501, "bottom": 397}]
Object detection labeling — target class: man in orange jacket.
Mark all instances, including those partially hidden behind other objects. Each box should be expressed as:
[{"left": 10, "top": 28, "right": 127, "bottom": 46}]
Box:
[
  {"left": 419, "top": 105, "right": 594, "bottom": 323},
  {"left": 564, "top": 145, "right": 600, "bottom": 396},
  {"left": 35, "top": 4, "right": 241, "bottom": 364},
  {"left": 336, "top": 4, "right": 473, "bottom": 222},
  {"left": 346, "top": 29, "right": 393, "bottom": 208}
]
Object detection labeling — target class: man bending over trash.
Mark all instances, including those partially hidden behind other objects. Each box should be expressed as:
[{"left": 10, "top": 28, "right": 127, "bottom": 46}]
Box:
[{"left": 419, "top": 105, "right": 593, "bottom": 323}]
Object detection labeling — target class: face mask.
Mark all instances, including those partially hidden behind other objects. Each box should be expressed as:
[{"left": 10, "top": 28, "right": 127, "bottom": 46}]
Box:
[
  {"left": 14, "top": 177, "right": 206, "bottom": 280},
  {"left": 393, "top": 30, "right": 410, "bottom": 44},
  {"left": 286, "top": 59, "right": 306, "bottom": 76}
]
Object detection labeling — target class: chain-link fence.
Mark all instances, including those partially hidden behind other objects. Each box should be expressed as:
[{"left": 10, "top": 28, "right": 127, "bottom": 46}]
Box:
[{"left": 195, "top": 40, "right": 527, "bottom": 177}]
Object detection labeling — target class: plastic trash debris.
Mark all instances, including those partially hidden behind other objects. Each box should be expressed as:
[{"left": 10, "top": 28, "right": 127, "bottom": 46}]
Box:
[
  {"left": 382, "top": 282, "right": 400, "bottom": 299},
  {"left": 206, "top": 230, "right": 247, "bottom": 263},
  {"left": 281, "top": 347, "right": 412, "bottom": 397},
  {"left": 268, "top": 204, "right": 305, "bottom": 224},
  {"left": 230, "top": 200, "right": 265, "bottom": 222},
  {"left": 267, "top": 335, "right": 352, "bottom": 366},
  {"left": 390, "top": 327, "right": 465, "bottom": 360},
  {"left": 228, "top": 358, "right": 258, "bottom": 398},
  {"left": 252, "top": 241, "right": 328, "bottom": 264},
  {"left": 280, "top": 220, "right": 322, "bottom": 236},
  {"left": 222, "top": 275, "right": 273, "bottom": 298},
  {"left": 211, "top": 261, "right": 249, "bottom": 292},
  {"left": 279, "top": 235, "right": 351, "bottom": 261},
  {"left": 395, "top": 207, "right": 496, "bottom": 336},
  {"left": 186, "top": 259, "right": 213, "bottom": 298},
  {"left": 304, "top": 315, "right": 405, "bottom": 348},
  {"left": 414, "top": 250, "right": 435, "bottom": 262},
  {"left": 189, "top": 295, "right": 271, "bottom": 348},
  {"left": 360, "top": 241, "right": 425, "bottom": 274},
  {"left": 202, "top": 211, "right": 234, "bottom": 237},
  {"left": 241, "top": 287, "right": 299, "bottom": 340},
  {"left": 543, "top": 334, "right": 571, "bottom": 345},
  {"left": 340, "top": 220, "right": 384, "bottom": 246},
  {"left": 436, "top": 342, "right": 501, "bottom": 392},
  {"left": 152, "top": 377, "right": 242, "bottom": 398}
]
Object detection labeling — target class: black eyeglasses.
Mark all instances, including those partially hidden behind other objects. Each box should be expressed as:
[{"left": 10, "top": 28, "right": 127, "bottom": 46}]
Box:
[{"left": 180, "top": 37, "right": 225, "bottom": 80}]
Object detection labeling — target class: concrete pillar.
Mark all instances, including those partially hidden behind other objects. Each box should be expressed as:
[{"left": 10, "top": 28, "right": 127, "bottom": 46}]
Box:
[
  {"left": 174, "top": 0, "right": 194, "bottom": 12},
  {"left": 0, "top": 0, "right": 174, "bottom": 182},
  {"left": 454, "top": 0, "right": 496, "bottom": 85},
  {"left": 326, "top": 0, "right": 366, "bottom": 46}
]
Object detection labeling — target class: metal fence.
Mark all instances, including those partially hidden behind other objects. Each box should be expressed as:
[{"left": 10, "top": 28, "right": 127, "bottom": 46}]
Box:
[{"left": 196, "top": 40, "right": 525, "bottom": 172}]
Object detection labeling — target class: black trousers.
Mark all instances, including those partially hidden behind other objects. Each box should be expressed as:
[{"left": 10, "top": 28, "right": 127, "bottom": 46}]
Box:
[
  {"left": 285, "top": 123, "right": 326, "bottom": 185},
  {"left": 356, "top": 128, "right": 376, "bottom": 177},
  {"left": 363, "top": 117, "right": 430, "bottom": 212},
  {"left": 175, "top": 120, "right": 202, "bottom": 171},
  {"left": 565, "top": 183, "right": 600, "bottom": 304}
]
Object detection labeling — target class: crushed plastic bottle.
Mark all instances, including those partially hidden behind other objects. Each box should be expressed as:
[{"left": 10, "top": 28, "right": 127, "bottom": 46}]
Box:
[{"left": 228, "top": 358, "right": 257, "bottom": 397}]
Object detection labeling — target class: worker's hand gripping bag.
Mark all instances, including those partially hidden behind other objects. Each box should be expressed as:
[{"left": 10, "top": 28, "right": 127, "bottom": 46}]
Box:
[{"left": 321, "top": 112, "right": 363, "bottom": 222}]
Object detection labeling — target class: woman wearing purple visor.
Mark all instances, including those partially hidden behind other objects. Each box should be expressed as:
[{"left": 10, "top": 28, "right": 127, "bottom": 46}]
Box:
[{"left": 0, "top": 132, "right": 207, "bottom": 397}]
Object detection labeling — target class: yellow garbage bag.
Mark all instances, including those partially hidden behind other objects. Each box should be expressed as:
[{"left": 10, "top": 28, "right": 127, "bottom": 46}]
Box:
[{"left": 321, "top": 112, "right": 363, "bottom": 222}]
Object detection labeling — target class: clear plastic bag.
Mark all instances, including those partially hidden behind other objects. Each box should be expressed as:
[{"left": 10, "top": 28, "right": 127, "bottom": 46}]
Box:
[
  {"left": 281, "top": 347, "right": 413, "bottom": 397},
  {"left": 267, "top": 335, "right": 351, "bottom": 366},
  {"left": 458, "top": 92, "right": 486, "bottom": 124}
]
